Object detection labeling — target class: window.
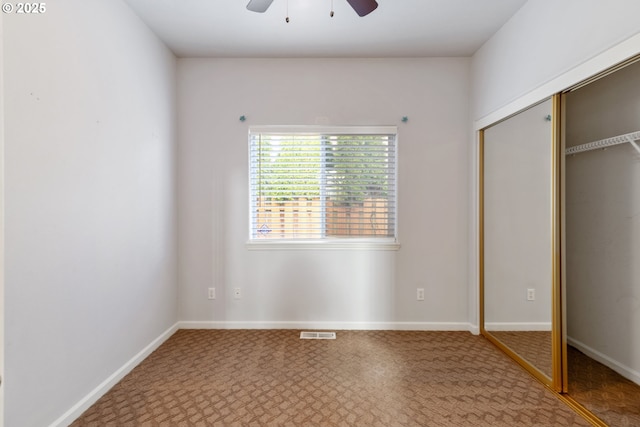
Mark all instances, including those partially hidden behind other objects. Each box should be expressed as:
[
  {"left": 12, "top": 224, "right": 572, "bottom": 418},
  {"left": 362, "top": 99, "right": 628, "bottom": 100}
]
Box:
[{"left": 248, "top": 126, "right": 397, "bottom": 247}]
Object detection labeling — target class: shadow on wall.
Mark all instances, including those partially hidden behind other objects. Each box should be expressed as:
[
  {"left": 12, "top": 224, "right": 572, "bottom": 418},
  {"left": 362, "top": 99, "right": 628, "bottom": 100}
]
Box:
[{"left": 249, "top": 249, "right": 392, "bottom": 326}]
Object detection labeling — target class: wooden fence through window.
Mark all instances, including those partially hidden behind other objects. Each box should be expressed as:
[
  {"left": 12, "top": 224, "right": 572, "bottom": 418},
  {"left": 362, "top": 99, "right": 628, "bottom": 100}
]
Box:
[{"left": 254, "top": 197, "right": 390, "bottom": 238}]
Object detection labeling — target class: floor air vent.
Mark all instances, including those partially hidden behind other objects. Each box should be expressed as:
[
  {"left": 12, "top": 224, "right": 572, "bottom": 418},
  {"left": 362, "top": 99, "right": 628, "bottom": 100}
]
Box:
[{"left": 300, "top": 331, "right": 336, "bottom": 340}]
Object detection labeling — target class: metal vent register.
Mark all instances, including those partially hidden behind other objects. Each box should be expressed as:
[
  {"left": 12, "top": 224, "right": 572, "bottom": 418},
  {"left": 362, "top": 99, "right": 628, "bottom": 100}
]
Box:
[{"left": 300, "top": 331, "right": 336, "bottom": 340}]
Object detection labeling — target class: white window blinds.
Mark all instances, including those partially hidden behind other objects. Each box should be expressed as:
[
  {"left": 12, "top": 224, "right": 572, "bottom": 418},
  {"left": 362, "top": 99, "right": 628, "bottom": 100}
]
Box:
[{"left": 249, "top": 127, "right": 397, "bottom": 241}]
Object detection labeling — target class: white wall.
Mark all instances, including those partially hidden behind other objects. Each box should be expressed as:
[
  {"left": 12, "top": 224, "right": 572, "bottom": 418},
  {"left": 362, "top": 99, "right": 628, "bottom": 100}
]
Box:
[
  {"left": 472, "top": 0, "right": 640, "bottom": 123},
  {"left": 565, "top": 61, "right": 640, "bottom": 384},
  {"left": 483, "top": 99, "right": 552, "bottom": 329},
  {"left": 0, "top": 11, "right": 5, "bottom": 427},
  {"left": 177, "top": 58, "right": 470, "bottom": 328},
  {"left": 3, "top": 1, "right": 178, "bottom": 426}
]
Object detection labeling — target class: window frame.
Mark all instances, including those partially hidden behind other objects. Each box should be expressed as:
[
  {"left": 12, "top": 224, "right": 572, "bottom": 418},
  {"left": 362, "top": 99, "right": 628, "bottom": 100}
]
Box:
[{"left": 246, "top": 125, "right": 400, "bottom": 251}]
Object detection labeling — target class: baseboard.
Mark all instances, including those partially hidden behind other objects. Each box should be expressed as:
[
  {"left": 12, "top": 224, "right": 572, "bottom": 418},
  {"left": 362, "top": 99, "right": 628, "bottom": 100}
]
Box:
[
  {"left": 484, "top": 322, "right": 552, "bottom": 331},
  {"left": 49, "top": 322, "right": 180, "bottom": 427},
  {"left": 179, "top": 320, "right": 475, "bottom": 332},
  {"left": 568, "top": 336, "right": 640, "bottom": 386}
]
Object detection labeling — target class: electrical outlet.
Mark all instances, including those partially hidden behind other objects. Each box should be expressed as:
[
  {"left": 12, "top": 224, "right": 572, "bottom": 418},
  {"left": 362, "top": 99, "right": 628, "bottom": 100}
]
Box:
[
  {"left": 234, "top": 288, "right": 242, "bottom": 299},
  {"left": 417, "top": 288, "right": 425, "bottom": 301},
  {"left": 527, "top": 288, "right": 535, "bottom": 301},
  {"left": 208, "top": 287, "right": 216, "bottom": 300}
]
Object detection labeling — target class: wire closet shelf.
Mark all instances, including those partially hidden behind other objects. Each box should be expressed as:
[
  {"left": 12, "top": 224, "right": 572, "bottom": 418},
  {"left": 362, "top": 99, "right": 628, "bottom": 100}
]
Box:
[{"left": 565, "top": 130, "right": 640, "bottom": 156}]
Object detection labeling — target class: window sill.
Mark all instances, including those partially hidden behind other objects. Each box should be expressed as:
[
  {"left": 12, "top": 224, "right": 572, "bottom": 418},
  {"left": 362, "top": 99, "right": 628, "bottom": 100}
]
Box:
[{"left": 245, "top": 239, "right": 401, "bottom": 251}]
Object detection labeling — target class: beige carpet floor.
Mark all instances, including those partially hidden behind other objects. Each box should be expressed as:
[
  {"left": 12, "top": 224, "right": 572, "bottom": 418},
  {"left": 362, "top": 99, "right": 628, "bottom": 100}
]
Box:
[
  {"left": 70, "top": 330, "right": 590, "bottom": 427},
  {"left": 568, "top": 345, "right": 640, "bottom": 427},
  {"left": 489, "top": 331, "right": 553, "bottom": 379}
]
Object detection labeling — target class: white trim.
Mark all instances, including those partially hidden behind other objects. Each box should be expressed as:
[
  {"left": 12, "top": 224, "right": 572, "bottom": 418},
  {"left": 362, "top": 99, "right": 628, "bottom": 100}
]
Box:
[
  {"left": 468, "top": 324, "right": 480, "bottom": 335},
  {"left": 179, "top": 320, "right": 473, "bottom": 332},
  {"left": 48, "top": 322, "right": 180, "bottom": 427},
  {"left": 568, "top": 336, "right": 640, "bottom": 386},
  {"left": 484, "top": 322, "right": 552, "bottom": 332},
  {"left": 474, "top": 32, "right": 640, "bottom": 130},
  {"left": 246, "top": 240, "right": 400, "bottom": 251}
]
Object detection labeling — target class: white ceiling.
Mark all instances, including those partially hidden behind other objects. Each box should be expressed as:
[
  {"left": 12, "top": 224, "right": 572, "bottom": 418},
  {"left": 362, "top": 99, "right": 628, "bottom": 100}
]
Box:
[{"left": 124, "top": 0, "right": 527, "bottom": 58}]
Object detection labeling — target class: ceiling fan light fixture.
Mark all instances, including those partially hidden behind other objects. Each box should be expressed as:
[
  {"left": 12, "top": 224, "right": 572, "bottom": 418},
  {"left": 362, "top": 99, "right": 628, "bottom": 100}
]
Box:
[
  {"left": 345, "top": 0, "right": 378, "bottom": 17},
  {"left": 246, "top": 0, "right": 274, "bottom": 13},
  {"left": 246, "top": 0, "right": 378, "bottom": 18}
]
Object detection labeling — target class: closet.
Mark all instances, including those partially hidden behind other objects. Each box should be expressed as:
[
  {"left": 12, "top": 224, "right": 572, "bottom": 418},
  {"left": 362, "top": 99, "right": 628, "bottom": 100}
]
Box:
[
  {"left": 480, "top": 57, "right": 640, "bottom": 426},
  {"left": 563, "top": 58, "right": 640, "bottom": 427}
]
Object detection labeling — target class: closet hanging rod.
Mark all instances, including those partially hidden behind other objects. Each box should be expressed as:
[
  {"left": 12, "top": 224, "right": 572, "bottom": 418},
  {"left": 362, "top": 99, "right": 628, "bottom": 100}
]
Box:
[{"left": 565, "top": 130, "right": 640, "bottom": 155}]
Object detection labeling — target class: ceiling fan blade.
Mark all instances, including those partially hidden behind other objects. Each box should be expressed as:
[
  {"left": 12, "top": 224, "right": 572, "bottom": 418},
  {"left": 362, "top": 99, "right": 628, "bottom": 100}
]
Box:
[
  {"left": 247, "top": 0, "right": 274, "bottom": 13},
  {"left": 345, "top": 0, "right": 378, "bottom": 17}
]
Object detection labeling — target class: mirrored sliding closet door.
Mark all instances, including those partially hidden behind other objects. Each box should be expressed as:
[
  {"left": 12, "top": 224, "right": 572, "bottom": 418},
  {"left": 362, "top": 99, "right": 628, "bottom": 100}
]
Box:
[
  {"left": 480, "top": 97, "right": 560, "bottom": 388},
  {"left": 479, "top": 56, "right": 640, "bottom": 427}
]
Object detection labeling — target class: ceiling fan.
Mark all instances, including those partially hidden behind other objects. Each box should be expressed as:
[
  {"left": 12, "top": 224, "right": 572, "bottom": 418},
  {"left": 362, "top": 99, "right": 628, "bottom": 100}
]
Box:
[{"left": 247, "top": 0, "right": 378, "bottom": 17}]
